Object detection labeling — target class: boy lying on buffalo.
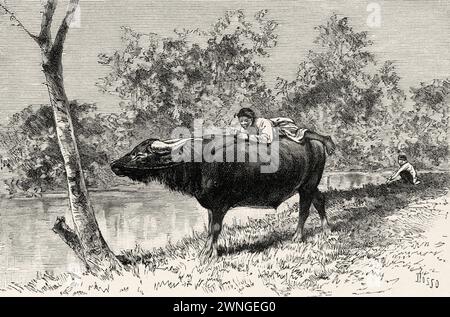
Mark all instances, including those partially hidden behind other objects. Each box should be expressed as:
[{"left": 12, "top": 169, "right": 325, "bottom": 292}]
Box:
[{"left": 231, "top": 107, "right": 336, "bottom": 155}]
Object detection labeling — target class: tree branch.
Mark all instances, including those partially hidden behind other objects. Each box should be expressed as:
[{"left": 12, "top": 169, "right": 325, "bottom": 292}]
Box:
[
  {"left": 51, "top": 0, "right": 79, "bottom": 59},
  {"left": 52, "top": 216, "right": 88, "bottom": 267},
  {"left": 38, "top": 0, "right": 57, "bottom": 51},
  {"left": 0, "top": 2, "right": 39, "bottom": 44}
]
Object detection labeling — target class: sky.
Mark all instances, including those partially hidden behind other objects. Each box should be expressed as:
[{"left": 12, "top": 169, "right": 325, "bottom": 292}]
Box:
[{"left": 0, "top": 0, "right": 449, "bottom": 124}]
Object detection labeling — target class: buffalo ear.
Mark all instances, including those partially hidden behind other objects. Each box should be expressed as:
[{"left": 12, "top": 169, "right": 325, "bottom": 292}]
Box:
[
  {"left": 130, "top": 152, "right": 149, "bottom": 162},
  {"left": 145, "top": 145, "right": 155, "bottom": 154},
  {"left": 153, "top": 149, "right": 171, "bottom": 156}
]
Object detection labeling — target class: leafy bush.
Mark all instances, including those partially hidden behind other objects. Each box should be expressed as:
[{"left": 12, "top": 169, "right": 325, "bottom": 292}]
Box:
[
  {"left": 399, "top": 79, "right": 449, "bottom": 168},
  {"left": 0, "top": 101, "right": 134, "bottom": 192},
  {"left": 97, "top": 10, "right": 278, "bottom": 138},
  {"left": 275, "top": 14, "right": 448, "bottom": 170}
]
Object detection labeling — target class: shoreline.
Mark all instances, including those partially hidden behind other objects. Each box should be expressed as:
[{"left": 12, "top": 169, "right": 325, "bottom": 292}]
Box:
[
  {"left": 1, "top": 172, "right": 448, "bottom": 296},
  {"left": 1, "top": 169, "right": 448, "bottom": 200}
]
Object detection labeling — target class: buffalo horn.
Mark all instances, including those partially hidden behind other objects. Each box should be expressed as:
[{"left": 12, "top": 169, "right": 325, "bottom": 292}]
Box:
[{"left": 151, "top": 139, "right": 190, "bottom": 153}]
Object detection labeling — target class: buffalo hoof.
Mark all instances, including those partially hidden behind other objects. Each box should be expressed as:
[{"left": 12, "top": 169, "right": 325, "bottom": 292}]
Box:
[
  {"left": 292, "top": 232, "right": 306, "bottom": 243},
  {"left": 199, "top": 243, "right": 218, "bottom": 264},
  {"left": 322, "top": 225, "right": 332, "bottom": 235},
  {"left": 199, "top": 249, "right": 218, "bottom": 265},
  {"left": 321, "top": 220, "right": 331, "bottom": 231}
]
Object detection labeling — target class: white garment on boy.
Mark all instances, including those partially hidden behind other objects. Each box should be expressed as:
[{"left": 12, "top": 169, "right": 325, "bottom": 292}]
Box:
[{"left": 236, "top": 117, "right": 308, "bottom": 144}]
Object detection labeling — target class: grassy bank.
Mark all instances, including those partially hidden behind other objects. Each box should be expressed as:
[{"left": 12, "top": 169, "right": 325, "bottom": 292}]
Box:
[{"left": 1, "top": 173, "right": 449, "bottom": 296}]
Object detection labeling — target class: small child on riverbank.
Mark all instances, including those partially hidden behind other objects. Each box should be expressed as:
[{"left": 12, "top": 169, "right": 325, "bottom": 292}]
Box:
[{"left": 386, "top": 154, "right": 421, "bottom": 185}]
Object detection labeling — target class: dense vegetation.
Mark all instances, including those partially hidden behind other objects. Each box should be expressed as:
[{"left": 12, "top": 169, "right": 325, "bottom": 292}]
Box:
[
  {"left": 0, "top": 102, "right": 135, "bottom": 195},
  {"left": 0, "top": 11, "right": 448, "bottom": 195}
]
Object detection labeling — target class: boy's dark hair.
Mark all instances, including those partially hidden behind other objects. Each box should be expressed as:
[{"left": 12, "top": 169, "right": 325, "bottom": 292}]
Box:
[
  {"left": 236, "top": 108, "right": 256, "bottom": 120},
  {"left": 398, "top": 154, "right": 408, "bottom": 161}
]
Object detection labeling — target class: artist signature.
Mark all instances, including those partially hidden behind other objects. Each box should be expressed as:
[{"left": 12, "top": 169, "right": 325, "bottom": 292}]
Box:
[{"left": 415, "top": 269, "right": 440, "bottom": 289}]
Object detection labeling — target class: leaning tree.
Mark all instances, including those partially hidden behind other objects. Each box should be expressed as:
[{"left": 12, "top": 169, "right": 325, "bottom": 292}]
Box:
[{"left": 0, "top": 0, "right": 121, "bottom": 275}]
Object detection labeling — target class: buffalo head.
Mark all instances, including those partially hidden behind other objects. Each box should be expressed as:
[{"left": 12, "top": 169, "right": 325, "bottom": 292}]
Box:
[{"left": 110, "top": 138, "right": 189, "bottom": 181}]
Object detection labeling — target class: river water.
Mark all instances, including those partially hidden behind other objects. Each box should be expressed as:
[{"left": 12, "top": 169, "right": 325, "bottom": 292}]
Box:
[{"left": 0, "top": 171, "right": 394, "bottom": 287}]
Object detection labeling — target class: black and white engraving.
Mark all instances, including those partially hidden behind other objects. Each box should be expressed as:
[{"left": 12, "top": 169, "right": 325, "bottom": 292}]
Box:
[{"left": 0, "top": 0, "right": 448, "bottom": 296}]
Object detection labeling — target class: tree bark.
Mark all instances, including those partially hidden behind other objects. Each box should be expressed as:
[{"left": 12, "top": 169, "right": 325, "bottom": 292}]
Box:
[{"left": 42, "top": 52, "right": 121, "bottom": 274}]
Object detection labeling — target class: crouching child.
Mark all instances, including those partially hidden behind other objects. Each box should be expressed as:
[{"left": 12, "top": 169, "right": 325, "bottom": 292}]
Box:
[{"left": 386, "top": 154, "right": 421, "bottom": 185}]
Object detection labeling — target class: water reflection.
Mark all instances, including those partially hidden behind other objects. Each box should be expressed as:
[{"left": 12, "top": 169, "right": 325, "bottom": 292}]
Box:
[
  {"left": 0, "top": 184, "right": 207, "bottom": 288},
  {"left": 0, "top": 172, "right": 393, "bottom": 287},
  {"left": 319, "top": 171, "right": 391, "bottom": 191}
]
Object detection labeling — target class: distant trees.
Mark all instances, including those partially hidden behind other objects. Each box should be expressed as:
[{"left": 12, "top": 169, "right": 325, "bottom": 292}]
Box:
[
  {"left": 400, "top": 79, "right": 449, "bottom": 167},
  {"left": 275, "top": 14, "right": 447, "bottom": 170},
  {"left": 0, "top": 102, "right": 130, "bottom": 193},
  {"left": 97, "top": 10, "right": 278, "bottom": 139}
]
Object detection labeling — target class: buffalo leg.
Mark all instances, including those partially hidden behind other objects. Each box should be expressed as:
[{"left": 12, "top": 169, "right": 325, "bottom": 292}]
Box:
[
  {"left": 293, "top": 190, "right": 314, "bottom": 242},
  {"left": 201, "top": 210, "right": 226, "bottom": 259},
  {"left": 206, "top": 209, "right": 213, "bottom": 237},
  {"left": 312, "top": 190, "right": 331, "bottom": 231}
]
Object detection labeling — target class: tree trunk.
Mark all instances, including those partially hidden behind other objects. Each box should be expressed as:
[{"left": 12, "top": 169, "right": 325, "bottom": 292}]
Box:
[
  {"left": 43, "top": 54, "right": 122, "bottom": 275},
  {"left": 1, "top": 0, "right": 122, "bottom": 276}
]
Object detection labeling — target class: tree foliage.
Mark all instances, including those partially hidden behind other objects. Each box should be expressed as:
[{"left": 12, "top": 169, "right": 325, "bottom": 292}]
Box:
[
  {"left": 97, "top": 10, "right": 278, "bottom": 137},
  {"left": 399, "top": 79, "right": 449, "bottom": 167},
  {"left": 0, "top": 101, "right": 132, "bottom": 193},
  {"left": 274, "top": 14, "right": 437, "bottom": 169}
]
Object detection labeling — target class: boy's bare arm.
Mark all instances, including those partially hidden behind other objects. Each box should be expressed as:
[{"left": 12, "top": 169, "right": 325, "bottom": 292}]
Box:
[{"left": 389, "top": 164, "right": 407, "bottom": 180}]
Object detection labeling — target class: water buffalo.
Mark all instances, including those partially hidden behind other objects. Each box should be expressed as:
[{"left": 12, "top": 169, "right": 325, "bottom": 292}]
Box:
[{"left": 110, "top": 136, "right": 330, "bottom": 259}]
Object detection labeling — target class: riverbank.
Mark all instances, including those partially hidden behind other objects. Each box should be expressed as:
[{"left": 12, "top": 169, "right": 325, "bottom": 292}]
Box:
[
  {"left": 1, "top": 169, "right": 448, "bottom": 200},
  {"left": 1, "top": 172, "right": 449, "bottom": 296}
]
